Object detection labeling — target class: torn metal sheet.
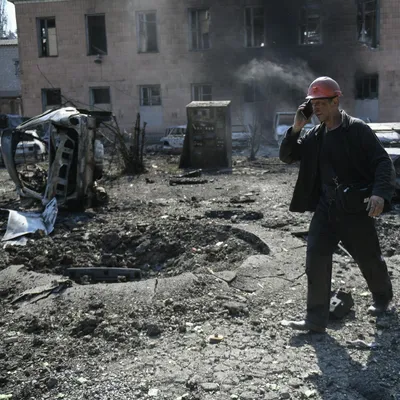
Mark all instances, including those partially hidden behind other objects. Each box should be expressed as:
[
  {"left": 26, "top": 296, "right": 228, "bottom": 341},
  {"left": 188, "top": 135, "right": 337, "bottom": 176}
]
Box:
[
  {"left": 2, "top": 197, "right": 58, "bottom": 242},
  {"left": 3, "top": 237, "right": 28, "bottom": 248},
  {"left": 11, "top": 278, "right": 72, "bottom": 304}
]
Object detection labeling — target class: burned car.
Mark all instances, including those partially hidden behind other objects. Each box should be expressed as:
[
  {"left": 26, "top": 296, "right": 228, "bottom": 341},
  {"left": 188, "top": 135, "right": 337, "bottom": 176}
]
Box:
[
  {"left": 0, "top": 107, "right": 110, "bottom": 210},
  {"left": 160, "top": 125, "right": 186, "bottom": 152},
  {"left": 160, "top": 124, "right": 251, "bottom": 152},
  {"left": 368, "top": 122, "right": 400, "bottom": 193}
]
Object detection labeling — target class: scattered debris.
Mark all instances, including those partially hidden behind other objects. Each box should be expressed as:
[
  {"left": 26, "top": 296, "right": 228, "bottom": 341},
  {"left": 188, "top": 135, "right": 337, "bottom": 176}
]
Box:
[
  {"left": 304, "top": 389, "right": 317, "bottom": 398},
  {"left": 0, "top": 154, "right": 399, "bottom": 399},
  {"left": 2, "top": 197, "right": 57, "bottom": 242},
  {"left": 230, "top": 195, "right": 256, "bottom": 204},
  {"left": 213, "top": 270, "right": 237, "bottom": 283},
  {"left": 329, "top": 289, "right": 354, "bottom": 319},
  {"left": 205, "top": 210, "right": 263, "bottom": 221},
  {"left": 11, "top": 279, "right": 72, "bottom": 304},
  {"left": 346, "top": 340, "right": 380, "bottom": 349},
  {"left": 208, "top": 334, "right": 224, "bottom": 344},
  {"left": 169, "top": 178, "right": 208, "bottom": 186},
  {"left": 178, "top": 169, "right": 202, "bottom": 178},
  {"left": 66, "top": 267, "right": 142, "bottom": 284},
  {"left": 148, "top": 388, "right": 159, "bottom": 397}
]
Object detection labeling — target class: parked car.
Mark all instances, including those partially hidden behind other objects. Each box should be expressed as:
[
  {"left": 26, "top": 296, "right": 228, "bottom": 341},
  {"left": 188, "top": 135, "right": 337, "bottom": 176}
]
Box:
[
  {"left": 160, "top": 125, "right": 186, "bottom": 150},
  {"left": 231, "top": 125, "right": 251, "bottom": 148},
  {"left": 0, "top": 114, "right": 31, "bottom": 166},
  {"left": 160, "top": 124, "right": 251, "bottom": 152},
  {"left": 367, "top": 122, "right": 400, "bottom": 194},
  {"left": 274, "top": 111, "right": 318, "bottom": 145}
]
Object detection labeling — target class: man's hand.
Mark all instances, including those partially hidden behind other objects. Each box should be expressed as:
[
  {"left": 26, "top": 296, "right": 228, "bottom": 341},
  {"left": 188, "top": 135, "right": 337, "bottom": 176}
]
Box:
[
  {"left": 293, "top": 102, "right": 312, "bottom": 134},
  {"left": 367, "top": 195, "right": 384, "bottom": 217}
]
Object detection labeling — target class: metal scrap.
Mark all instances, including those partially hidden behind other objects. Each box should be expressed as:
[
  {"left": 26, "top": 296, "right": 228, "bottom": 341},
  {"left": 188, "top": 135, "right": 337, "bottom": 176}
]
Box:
[
  {"left": 11, "top": 278, "right": 72, "bottom": 304},
  {"left": 2, "top": 197, "right": 58, "bottom": 242},
  {"left": 346, "top": 339, "right": 380, "bottom": 349},
  {"left": 169, "top": 178, "right": 208, "bottom": 186},
  {"left": 66, "top": 267, "right": 142, "bottom": 283}
]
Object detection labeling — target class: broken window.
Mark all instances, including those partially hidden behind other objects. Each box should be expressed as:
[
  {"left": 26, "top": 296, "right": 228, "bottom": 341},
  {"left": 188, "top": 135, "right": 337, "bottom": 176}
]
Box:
[
  {"left": 86, "top": 14, "right": 108, "bottom": 55},
  {"left": 244, "top": 81, "right": 264, "bottom": 103},
  {"left": 357, "top": 0, "right": 379, "bottom": 48},
  {"left": 42, "top": 89, "right": 62, "bottom": 111},
  {"left": 140, "top": 85, "right": 161, "bottom": 106},
  {"left": 137, "top": 11, "right": 158, "bottom": 53},
  {"left": 189, "top": 9, "right": 210, "bottom": 50},
  {"left": 192, "top": 84, "right": 212, "bottom": 101},
  {"left": 356, "top": 74, "right": 379, "bottom": 99},
  {"left": 244, "top": 7, "right": 265, "bottom": 48},
  {"left": 37, "top": 17, "right": 58, "bottom": 57},
  {"left": 90, "top": 87, "right": 111, "bottom": 110},
  {"left": 299, "top": 1, "right": 322, "bottom": 45}
]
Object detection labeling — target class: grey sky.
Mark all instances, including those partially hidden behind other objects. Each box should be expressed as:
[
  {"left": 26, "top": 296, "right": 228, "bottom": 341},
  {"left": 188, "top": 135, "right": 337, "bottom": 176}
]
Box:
[{"left": 6, "top": 1, "right": 16, "bottom": 32}]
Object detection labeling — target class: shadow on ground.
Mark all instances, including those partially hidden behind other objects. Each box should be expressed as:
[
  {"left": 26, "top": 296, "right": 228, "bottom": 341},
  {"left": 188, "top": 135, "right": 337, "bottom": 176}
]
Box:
[{"left": 290, "top": 311, "right": 400, "bottom": 400}]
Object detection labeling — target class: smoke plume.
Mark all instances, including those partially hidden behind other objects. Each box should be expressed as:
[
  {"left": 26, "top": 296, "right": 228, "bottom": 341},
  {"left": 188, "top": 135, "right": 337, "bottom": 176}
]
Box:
[{"left": 235, "top": 59, "right": 316, "bottom": 92}]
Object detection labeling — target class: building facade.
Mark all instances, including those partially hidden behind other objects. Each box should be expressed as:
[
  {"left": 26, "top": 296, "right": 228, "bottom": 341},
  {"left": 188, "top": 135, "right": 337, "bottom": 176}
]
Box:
[
  {"left": 0, "top": 38, "right": 22, "bottom": 114},
  {"left": 11, "top": 0, "right": 400, "bottom": 139}
]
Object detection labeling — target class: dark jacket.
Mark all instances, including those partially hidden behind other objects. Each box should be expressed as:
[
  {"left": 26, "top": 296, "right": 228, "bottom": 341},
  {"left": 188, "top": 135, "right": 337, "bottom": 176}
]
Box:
[{"left": 279, "top": 110, "right": 396, "bottom": 213}]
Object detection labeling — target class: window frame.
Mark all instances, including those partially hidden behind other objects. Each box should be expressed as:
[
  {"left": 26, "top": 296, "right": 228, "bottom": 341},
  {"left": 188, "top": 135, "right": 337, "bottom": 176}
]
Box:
[
  {"left": 188, "top": 8, "right": 211, "bottom": 51},
  {"left": 191, "top": 84, "right": 212, "bottom": 101},
  {"left": 136, "top": 10, "right": 159, "bottom": 53},
  {"left": 357, "top": 0, "right": 380, "bottom": 48},
  {"left": 89, "top": 87, "right": 112, "bottom": 109},
  {"left": 41, "top": 88, "right": 62, "bottom": 111},
  {"left": 355, "top": 74, "right": 379, "bottom": 100},
  {"left": 299, "top": 2, "right": 322, "bottom": 46},
  {"left": 86, "top": 14, "right": 108, "bottom": 56},
  {"left": 243, "top": 80, "right": 264, "bottom": 103},
  {"left": 37, "top": 17, "right": 58, "bottom": 58},
  {"left": 140, "top": 85, "right": 162, "bottom": 106},
  {"left": 244, "top": 6, "right": 265, "bottom": 48}
]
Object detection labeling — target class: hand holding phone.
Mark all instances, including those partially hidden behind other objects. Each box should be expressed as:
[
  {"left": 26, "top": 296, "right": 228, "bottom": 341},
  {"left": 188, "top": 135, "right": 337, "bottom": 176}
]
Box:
[
  {"left": 293, "top": 100, "right": 313, "bottom": 133},
  {"left": 300, "top": 100, "right": 313, "bottom": 120}
]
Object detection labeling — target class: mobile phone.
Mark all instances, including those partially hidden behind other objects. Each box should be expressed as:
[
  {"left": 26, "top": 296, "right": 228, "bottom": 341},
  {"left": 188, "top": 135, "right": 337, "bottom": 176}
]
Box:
[{"left": 301, "top": 100, "right": 313, "bottom": 120}]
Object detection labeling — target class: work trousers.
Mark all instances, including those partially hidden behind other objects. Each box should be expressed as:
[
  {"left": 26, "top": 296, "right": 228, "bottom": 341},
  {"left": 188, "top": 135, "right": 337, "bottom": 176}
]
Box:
[{"left": 306, "top": 195, "right": 393, "bottom": 328}]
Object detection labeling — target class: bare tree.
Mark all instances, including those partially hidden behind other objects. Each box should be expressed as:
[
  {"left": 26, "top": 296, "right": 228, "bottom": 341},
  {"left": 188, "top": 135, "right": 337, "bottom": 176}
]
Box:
[{"left": 0, "top": 0, "right": 7, "bottom": 38}]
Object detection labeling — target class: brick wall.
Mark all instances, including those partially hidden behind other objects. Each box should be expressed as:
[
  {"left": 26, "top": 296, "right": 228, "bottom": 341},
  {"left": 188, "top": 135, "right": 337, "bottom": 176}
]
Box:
[
  {"left": 0, "top": 43, "right": 20, "bottom": 94},
  {"left": 14, "top": 0, "right": 400, "bottom": 139}
]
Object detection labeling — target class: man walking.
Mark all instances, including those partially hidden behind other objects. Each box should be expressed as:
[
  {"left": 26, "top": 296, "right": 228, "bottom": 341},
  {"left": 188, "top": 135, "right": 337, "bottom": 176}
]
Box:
[{"left": 280, "top": 76, "right": 395, "bottom": 333}]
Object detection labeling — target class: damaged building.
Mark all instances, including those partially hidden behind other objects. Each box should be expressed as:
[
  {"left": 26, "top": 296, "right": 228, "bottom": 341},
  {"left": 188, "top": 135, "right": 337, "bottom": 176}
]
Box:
[
  {"left": 9, "top": 0, "right": 400, "bottom": 141},
  {"left": 0, "top": 38, "right": 22, "bottom": 115}
]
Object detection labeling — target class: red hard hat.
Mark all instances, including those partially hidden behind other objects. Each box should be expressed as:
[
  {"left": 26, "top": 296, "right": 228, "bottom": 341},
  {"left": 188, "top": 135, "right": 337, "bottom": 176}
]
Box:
[{"left": 306, "top": 76, "right": 342, "bottom": 99}]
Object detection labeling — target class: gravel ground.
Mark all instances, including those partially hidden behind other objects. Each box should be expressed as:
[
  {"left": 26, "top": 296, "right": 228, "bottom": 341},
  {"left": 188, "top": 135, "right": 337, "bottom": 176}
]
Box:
[{"left": 0, "top": 154, "right": 399, "bottom": 400}]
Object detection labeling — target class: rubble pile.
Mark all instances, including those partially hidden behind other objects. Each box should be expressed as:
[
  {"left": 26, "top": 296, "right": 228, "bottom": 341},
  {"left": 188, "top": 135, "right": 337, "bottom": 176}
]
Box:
[
  {"left": 0, "top": 218, "right": 264, "bottom": 278},
  {"left": 0, "top": 155, "right": 399, "bottom": 400}
]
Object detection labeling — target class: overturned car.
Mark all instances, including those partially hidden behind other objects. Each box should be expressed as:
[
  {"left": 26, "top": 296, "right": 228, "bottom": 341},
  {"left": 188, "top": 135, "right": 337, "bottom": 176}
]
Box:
[{"left": 1, "top": 107, "right": 109, "bottom": 210}]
